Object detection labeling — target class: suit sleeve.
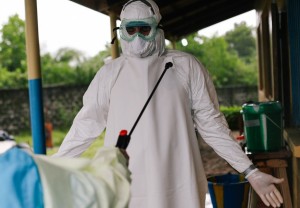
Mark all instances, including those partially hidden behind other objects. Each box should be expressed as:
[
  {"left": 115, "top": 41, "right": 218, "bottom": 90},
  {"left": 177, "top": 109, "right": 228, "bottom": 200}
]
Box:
[
  {"left": 190, "top": 57, "right": 252, "bottom": 173},
  {"left": 53, "top": 66, "right": 112, "bottom": 158}
]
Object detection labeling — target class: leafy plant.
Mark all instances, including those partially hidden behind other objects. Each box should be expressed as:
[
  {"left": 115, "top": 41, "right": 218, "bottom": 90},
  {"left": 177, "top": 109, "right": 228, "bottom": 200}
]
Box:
[
  {"left": 173, "top": 21, "right": 258, "bottom": 88},
  {"left": 0, "top": 15, "right": 109, "bottom": 88},
  {"left": 220, "top": 105, "right": 242, "bottom": 130},
  {"left": 0, "top": 15, "right": 26, "bottom": 72},
  {"left": 0, "top": 68, "right": 27, "bottom": 88}
]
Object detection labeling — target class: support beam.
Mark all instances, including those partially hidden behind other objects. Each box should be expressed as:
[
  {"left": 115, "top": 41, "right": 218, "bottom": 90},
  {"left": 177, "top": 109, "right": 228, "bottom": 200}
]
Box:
[
  {"left": 24, "top": 0, "right": 46, "bottom": 154},
  {"left": 110, "top": 12, "right": 119, "bottom": 59}
]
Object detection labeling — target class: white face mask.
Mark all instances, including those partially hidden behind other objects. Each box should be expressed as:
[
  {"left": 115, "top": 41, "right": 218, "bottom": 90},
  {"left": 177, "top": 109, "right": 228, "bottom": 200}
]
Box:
[{"left": 125, "top": 36, "right": 156, "bottom": 57}]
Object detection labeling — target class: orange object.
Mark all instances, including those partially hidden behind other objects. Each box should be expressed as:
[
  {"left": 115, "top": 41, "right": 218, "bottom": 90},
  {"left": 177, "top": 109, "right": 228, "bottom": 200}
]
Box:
[
  {"left": 236, "top": 135, "right": 245, "bottom": 141},
  {"left": 44, "top": 122, "right": 53, "bottom": 148}
]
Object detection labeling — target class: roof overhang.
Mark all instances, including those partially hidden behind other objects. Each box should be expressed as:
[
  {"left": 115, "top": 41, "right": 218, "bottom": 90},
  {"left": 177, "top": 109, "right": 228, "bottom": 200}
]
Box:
[{"left": 69, "top": 0, "right": 256, "bottom": 41}]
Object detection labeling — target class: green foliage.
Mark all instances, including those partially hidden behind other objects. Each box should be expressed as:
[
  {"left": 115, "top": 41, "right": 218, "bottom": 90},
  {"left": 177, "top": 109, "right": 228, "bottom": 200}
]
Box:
[
  {"left": 0, "top": 68, "right": 27, "bottom": 88},
  {"left": 14, "top": 131, "right": 33, "bottom": 146},
  {"left": 41, "top": 48, "right": 108, "bottom": 86},
  {"left": 199, "top": 36, "right": 242, "bottom": 86},
  {"left": 173, "top": 22, "right": 258, "bottom": 87},
  {"left": 175, "top": 33, "right": 204, "bottom": 57},
  {"left": 0, "top": 14, "right": 256, "bottom": 89},
  {"left": 0, "top": 15, "right": 26, "bottom": 72},
  {"left": 220, "top": 105, "right": 242, "bottom": 130},
  {"left": 54, "top": 47, "right": 85, "bottom": 64},
  {"left": 0, "top": 15, "right": 110, "bottom": 88},
  {"left": 236, "top": 56, "right": 258, "bottom": 86},
  {"left": 81, "top": 48, "right": 110, "bottom": 73},
  {"left": 224, "top": 22, "right": 256, "bottom": 63}
]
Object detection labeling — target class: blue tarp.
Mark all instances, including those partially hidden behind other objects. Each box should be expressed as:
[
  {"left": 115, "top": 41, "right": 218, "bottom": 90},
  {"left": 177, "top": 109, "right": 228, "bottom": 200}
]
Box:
[{"left": 0, "top": 147, "right": 44, "bottom": 208}]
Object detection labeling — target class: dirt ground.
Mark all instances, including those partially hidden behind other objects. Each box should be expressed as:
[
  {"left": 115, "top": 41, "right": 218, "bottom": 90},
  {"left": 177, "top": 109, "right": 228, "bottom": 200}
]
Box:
[{"left": 198, "top": 131, "right": 240, "bottom": 177}]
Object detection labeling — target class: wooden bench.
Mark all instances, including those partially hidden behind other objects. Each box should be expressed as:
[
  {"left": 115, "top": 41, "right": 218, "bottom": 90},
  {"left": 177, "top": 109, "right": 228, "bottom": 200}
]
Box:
[{"left": 246, "top": 148, "right": 292, "bottom": 208}]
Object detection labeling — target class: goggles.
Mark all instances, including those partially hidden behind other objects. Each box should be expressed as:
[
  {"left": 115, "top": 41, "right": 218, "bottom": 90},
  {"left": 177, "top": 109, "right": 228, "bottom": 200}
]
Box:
[{"left": 119, "top": 17, "right": 160, "bottom": 42}]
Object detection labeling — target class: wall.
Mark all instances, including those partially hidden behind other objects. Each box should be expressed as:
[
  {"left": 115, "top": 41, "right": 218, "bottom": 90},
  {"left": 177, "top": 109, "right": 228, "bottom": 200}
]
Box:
[
  {"left": 0, "top": 85, "right": 87, "bottom": 134},
  {"left": 0, "top": 85, "right": 257, "bottom": 134},
  {"left": 216, "top": 85, "right": 258, "bottom": 106}
]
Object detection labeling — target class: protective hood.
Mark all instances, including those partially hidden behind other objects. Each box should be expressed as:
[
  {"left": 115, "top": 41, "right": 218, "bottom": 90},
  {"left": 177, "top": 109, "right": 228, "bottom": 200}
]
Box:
[{"left": 120, "top": 0, "right": 165, "bottom": 58}]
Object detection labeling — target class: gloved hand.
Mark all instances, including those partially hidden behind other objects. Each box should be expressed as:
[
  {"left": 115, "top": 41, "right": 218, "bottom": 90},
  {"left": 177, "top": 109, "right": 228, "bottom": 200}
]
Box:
[{"left": 247, "top": 170, "right": 284, "bottom": 207}]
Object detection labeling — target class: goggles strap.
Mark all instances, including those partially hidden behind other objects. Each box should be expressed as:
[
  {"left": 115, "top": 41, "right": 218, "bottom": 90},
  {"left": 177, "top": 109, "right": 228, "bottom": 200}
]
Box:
[
  {"left": 111, "top": 27, "right": 120, "bottom": 44},
  {"left": 157, "top": 20, "right": 163, "bottom": 30}
]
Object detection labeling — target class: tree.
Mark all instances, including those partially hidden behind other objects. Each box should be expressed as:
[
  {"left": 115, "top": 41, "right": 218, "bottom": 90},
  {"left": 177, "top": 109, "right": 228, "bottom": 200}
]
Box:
[
  {"left": 80, "top": 44, "right": 111, "bottom": 72},
  {"left": 224, "top": 22, "right": 256, "bottom": 63},
  {"left": 175, "top": 33, "right": 204, "bottom": 58},
  {"left": 41, "top": 48, "right": 87, "bottom": 85},
  {"left": 0, "top": 14, "right": 26, "bottom": 72},
  {"left": 41, "top": 46, "right": 110, "bottom": 86},
  {"left": 172, "top": 29, "right": 257, "bottom": 87},
  {"left": 0, "top": 14, "right": 110, "bottom": 88},
  {"left": 54, "top": 47, "right": 86, "bottom": 66},
  {"left": 198, "top": 36, "right": 246, "bottom": 86}
]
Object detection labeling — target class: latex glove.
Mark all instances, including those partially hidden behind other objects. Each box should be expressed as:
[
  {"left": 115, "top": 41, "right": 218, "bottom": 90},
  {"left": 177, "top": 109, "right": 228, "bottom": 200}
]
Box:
[{"left": 247, "top": 170, "right": 284, "bottom": 207}]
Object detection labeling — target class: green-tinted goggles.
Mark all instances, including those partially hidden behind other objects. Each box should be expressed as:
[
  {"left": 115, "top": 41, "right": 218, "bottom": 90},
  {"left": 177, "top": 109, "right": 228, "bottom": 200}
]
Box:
[{"left": 120, "top": 17, "right": 160, "bottom": 42}]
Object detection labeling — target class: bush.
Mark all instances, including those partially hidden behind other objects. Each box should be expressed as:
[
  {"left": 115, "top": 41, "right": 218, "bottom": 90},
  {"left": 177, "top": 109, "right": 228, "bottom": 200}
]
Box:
[
  {"left": 0, "top": 68, "right": 27, "bottom": 88},
  {"left": 220, "top": 105, "right": 242, "bottom": 130}
]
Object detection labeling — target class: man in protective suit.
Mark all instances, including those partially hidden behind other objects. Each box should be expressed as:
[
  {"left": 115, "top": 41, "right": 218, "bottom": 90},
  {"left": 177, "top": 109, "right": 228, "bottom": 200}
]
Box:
[{"left": 55, "top": 0, "right": 284, "bottom": 207}]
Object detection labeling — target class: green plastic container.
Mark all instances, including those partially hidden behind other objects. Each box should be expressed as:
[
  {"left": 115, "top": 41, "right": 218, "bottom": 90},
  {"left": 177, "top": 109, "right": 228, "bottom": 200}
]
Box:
[{"left": 241, "top": 101, "right": 284, "bottom": 152}]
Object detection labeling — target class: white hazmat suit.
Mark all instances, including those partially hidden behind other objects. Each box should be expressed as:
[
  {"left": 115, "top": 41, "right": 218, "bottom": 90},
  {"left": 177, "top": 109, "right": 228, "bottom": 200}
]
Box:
[{"left": 55, "top": 0, "right": 284, "bottom": 207}]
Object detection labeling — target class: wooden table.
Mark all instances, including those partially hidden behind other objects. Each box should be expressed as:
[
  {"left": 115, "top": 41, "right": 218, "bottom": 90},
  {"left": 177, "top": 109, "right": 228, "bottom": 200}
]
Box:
[{"left": 246, "top": 147, "right": 292, "bottom": 208}]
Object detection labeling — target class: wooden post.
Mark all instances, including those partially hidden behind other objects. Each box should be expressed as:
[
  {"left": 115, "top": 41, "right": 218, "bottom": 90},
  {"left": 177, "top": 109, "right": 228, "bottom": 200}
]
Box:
[{"left": 24, "top": 0, "right": 46, "bottom": 154}]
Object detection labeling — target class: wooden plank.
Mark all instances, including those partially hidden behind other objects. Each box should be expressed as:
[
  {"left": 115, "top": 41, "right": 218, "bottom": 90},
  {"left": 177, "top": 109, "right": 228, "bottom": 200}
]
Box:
[
  {"left": 266, "top": 159, "right": 287, "bottom": 168},
  {"left": 284, "top": 128, "right": 300, "bottom": 158},
  {"left": 247, "top": 148, "right": 291, "bottom": 160},
  {"left": 284, "top": 128, "right": 300, "bottom": 206},
  {"left": 292, "top": 157, "right": 300, "bottom": 208},
  {"left": 273, "top": 167, "right": 292, "bottom": 208}
]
